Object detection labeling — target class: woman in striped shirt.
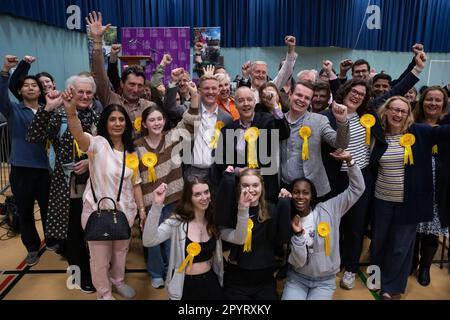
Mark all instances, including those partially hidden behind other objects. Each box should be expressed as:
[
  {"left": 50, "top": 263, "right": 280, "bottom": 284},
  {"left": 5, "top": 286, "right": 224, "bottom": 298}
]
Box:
[
  {"left": 321, "top": 79, "right": 384, "bottom": 290},
  {"left": 135, "top": 82, "right": 199, "bottom": 289},
  {"left": 370, "top": 96, "right": 450, "bottom": 299}
]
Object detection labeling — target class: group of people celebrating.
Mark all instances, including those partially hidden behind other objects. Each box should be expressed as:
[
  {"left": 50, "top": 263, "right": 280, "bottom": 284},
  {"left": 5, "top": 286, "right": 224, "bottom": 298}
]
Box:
[{"left": 0, "top": 11, "right": 448, "bottom": 300}]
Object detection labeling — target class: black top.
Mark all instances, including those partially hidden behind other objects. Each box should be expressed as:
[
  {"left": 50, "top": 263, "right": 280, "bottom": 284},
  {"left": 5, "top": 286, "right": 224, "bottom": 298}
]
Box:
[
  {"left": 226, "top": 201, "right": 291, "bottom": 270},
  {"left": 185, "top": 225, "right": 216, "bottom": 263}
]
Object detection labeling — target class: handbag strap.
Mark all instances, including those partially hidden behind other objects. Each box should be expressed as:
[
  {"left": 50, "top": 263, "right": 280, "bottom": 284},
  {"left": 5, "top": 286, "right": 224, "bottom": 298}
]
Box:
[{"left": 90, "top": 148, "right": 126, "bottom": 203}]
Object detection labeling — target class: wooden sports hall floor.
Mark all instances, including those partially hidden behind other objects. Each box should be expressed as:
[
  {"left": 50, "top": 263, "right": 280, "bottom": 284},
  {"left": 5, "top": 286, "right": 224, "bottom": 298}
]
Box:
[{"left": 0, "top": 192, "right": 449, "bottom": 301}]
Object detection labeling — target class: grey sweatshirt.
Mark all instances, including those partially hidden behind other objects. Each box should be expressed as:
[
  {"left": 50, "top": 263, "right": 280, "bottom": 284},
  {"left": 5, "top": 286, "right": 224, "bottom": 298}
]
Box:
[
  {"left": 288, "top": 164, "right": 365, "bottom": 279},
  {"left": 143, "top": 204, "right": 249, "bottom": 300}
]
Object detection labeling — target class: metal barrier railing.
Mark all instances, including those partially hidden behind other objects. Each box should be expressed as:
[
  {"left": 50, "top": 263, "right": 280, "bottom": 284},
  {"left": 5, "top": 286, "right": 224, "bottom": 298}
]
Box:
[{"left": 0, "top": 122, "right": 11, "bottom": 194}]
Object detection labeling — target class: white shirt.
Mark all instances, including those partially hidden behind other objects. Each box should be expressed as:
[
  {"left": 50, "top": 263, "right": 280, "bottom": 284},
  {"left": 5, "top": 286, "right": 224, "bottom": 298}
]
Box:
[{"left": 192, "top": 103, "right": 219, "bottom": 168}]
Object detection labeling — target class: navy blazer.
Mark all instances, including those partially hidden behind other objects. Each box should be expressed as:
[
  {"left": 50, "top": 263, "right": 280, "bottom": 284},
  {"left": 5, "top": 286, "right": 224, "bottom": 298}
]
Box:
[{"left": 371, "top": 123, "right": 450, "bottom": 224}]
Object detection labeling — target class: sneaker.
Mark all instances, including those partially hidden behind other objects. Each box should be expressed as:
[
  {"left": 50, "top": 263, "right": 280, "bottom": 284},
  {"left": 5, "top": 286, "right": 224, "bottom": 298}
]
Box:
[
  {"left": 25, "top": 251, "right": 39, "bottom": 266},
  {"left": 381, "top": 292, "right": 401, "bottom": 300},
  {"left": 340, "top": 271, "right": 356, "bottom": 290},
  {"left": 97, "top": 295, "right": 116, "bottom": 300},
  {"left": 46, "top": 243, "right": 60, "bottom": 253},
  {"left": 113, "top": 283, "right": 136, "bottom": 299},
  {"left": 80, "top": 283, "right": 96, "bottom": 294},
  {"left": 151, "top": 278, "right": 165, "bottom": 289}
]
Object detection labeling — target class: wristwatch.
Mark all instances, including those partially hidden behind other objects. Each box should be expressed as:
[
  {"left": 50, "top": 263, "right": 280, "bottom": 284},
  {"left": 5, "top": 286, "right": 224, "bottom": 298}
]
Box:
[{"left": 294, "top": 229, "right": 304, "bottom": 237}]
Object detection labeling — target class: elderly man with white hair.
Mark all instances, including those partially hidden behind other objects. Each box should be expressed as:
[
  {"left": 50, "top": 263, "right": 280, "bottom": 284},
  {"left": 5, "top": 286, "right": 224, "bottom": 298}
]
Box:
[{"left": 239, "top": 36, "right": 298, "bottom": 103}]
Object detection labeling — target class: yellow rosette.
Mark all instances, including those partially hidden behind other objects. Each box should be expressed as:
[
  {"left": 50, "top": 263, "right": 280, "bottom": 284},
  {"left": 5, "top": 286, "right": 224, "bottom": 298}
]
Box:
[
  {"left": 141, "top": 152, "right": 158, "bottom": 183},
  {"left": 399, "top": 133, "right": 416, "bottom": 165},
  {"left": 244, "top": 127, "right": 260, "bottom": 168},
  {"left": 432, "top": 145, "right": 438, "bottom": 155},
  {"left": 317, "top": 222, "right": 331, "bottom": 257},
  {"left": 125, "top": 153, "right": 139, "bottom": 183},
  {"left": 133, "top": 117, "right": 142, "bottom": 133},
  {"left": 73, "top": 139, "right": 82, "bottom": 159},
  {"left": 178, "top": 242, "right": 201, "bottom": 273},
  {"left": 299, "top": 126, "right": 312, "bottom": 160},
  {"left": 243, "top": 219, "right": 254, "bottom": 253},
  {"left": 360, "top": 114, "right": 375, "bottom": 145},
  {"left": 210, "top": 121, "right": 224, "bottom": 149}
]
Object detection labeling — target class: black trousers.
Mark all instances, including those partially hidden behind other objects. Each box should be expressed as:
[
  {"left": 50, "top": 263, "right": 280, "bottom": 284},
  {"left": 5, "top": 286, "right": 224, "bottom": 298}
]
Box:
[
  {"left": 182, "top": 269, "right": 224, "bottom": 300},
  {"left": 9, "top": 166, "right": 50, "bottom": 252},
  {"left": 339, "top": 166, "right": 373, "bottom": 272},
  {"left": 66, "top": 198, "right": 92, "bottom": 285},
  {"left": 224, "top": 263, "right": 277, "bottom": 300},
  {"left": 370, "top": 198, "right": 417, "bottom": 294}
]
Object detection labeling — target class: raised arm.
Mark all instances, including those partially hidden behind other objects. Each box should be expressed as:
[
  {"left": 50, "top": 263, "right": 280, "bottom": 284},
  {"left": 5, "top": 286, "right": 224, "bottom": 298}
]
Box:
[
  {"left": 220, "top": 186, "right": 252, "bottom": 244},
  {"left": 163, "top": 68, "right": 187, "bottom": 124},
  {"left": 272, "top": 36, "right": 297, "bottom": 90},
  {"left": 27, "top": 90, "right": 62, "bottom": 143},
  {"left": 107, "top": 44, "right": 121, "bottom": 93},
  {"left": 288, "top": 214, "right": 308, "bottom": 268},
  {"left": 62, "top": 88, "right": 91, "bottom": 152},
  {"left": 321, "top": 102, "right": 349, "bottom": 149},
  {"left": 142, "top": 183, "right": 174, "bottom": 247},
  {"left": 324, "top": 150, "right": 365, "bottom": 218},
  {"left": 86, "top": 11, "right": 118, "bottom": 107},
  {"left": 9, "top": 56, "right": 34, "bottom": 100},
  {"left": 0, "top": 55, "right": 19, "bottom": 118}
]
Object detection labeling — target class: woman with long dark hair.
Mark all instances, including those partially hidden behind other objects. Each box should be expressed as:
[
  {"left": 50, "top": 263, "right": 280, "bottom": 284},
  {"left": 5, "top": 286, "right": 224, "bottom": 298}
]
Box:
[
  {"left": 63, "top": 88, "right": 145, "bottom": 300},
  {"left": 142, "top": 177, "right": 249, "bottom": 300},
  {"left": 135, "top": 81, "right": 199, "bottom": 289}
]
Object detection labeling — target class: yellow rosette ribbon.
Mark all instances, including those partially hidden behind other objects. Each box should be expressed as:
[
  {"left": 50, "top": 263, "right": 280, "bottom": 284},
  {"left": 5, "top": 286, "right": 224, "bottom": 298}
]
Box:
[
  {"left": 360, "top": 114, "right": 375, "bottom": 145},
  {"left": 244, "top": 127, "right": 260, "bottom": 168},
  {"left": 210, "top": 121, "right": 224, "bottom": 149},
  {"left": 243, "top": 219, "right": 254, "bottom": 253},
  {"left": 125, "top": 153, "right": 139, "bottom": 183},
  {"left": 142, "top": 152, "right": 158, "bottom": 183},
  {"left": 317, "top": 222, "right": 331, "bottom": 257},
  {"left": 73, "top": 139, "right": 82, "bottom": 159},
  {"left": 432, "top": 145, "right": 438, "bottom": 155},
  {"left": 178, "top": 242, "right": 201, "bottom": 273},
  {"left": 133, "top": 117, "right": 142, "bottom": 133},
  {"left": 399, "top": 133, "right": 416, "bottom": 165},
  {"left": 299, "top": 126, "right": 312, "bottom": 160}
]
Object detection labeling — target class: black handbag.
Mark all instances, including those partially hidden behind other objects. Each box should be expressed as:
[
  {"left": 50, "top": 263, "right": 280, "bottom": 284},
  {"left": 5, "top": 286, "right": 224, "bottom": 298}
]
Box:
[{"left": 84, "top": 150, "right": 131, "bottom": 241}]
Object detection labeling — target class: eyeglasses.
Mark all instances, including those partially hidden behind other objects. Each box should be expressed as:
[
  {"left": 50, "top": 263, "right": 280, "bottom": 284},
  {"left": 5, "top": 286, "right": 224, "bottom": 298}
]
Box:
[
  {"left": 349, "top": 88, "right": 366, "bottom": 98},
  {"left": 388, "top": 107, "right": 409, "bottom": 116},
  {"left": 75, "top": 90, "right": 94, "bottom": 97}
]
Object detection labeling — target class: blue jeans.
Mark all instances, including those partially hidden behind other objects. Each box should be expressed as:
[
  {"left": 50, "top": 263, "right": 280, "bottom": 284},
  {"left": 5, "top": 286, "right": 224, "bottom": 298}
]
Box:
[
  {"left": 281, "top": 268, "right": 336, "bottom": 300},
  {"left": 146, "top": 202, "right": 176, "bottom": 280}
]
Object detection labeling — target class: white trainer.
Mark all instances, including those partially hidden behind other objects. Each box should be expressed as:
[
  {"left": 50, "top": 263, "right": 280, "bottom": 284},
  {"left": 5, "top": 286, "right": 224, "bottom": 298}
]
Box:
[{"left": 340, "top": 271, "right": 356, "bottom": 290}]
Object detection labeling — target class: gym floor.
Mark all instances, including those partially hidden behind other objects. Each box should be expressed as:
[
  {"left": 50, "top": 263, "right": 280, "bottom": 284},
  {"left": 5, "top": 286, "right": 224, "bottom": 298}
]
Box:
[{"left": 0, "top": 194, "right": 449, "bottom": 300}]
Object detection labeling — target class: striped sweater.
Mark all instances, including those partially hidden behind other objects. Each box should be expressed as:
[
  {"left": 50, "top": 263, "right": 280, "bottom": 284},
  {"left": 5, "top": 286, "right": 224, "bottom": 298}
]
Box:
[{"left": 135, "top": 108, "right": 199, "bottom": 208}]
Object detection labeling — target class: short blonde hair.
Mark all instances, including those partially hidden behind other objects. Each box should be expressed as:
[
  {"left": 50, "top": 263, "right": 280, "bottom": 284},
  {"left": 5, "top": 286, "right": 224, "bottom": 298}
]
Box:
[
  {"left": 378, "top": 96, "right": 414, "bottom": 134},
  {"left": 215, "top": 72, "right": 230, "bottom": 84},
  {"left": 199, "top": 74, "right": 218, "bottom": 87}
]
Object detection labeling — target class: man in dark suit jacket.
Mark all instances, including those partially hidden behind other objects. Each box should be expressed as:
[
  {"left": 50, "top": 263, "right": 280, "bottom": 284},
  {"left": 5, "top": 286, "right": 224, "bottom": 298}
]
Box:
[{"left": 216, "top": 86, "right": 290, "bottom": 202}]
